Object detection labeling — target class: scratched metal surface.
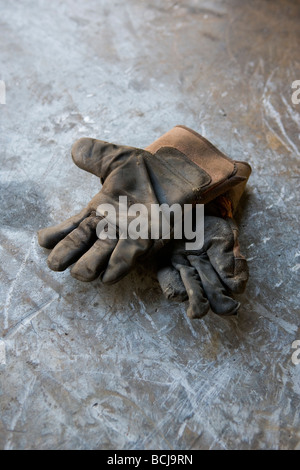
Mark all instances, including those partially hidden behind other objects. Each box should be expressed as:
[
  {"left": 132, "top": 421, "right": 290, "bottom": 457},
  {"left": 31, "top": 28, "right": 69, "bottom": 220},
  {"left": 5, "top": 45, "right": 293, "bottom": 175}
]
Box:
[{"left": 0, "top": 0, "right": 299, "bottom": 450}]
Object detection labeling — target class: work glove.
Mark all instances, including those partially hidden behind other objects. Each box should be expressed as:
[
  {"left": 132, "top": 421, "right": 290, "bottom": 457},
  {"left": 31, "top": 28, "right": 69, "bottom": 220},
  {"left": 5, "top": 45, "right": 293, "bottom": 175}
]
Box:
[
  {"left": 38, "top": 125, "right": 249, "bottom": 285},
  {"left": 156, "top": 161, "right": 251, "bottom": 319}
]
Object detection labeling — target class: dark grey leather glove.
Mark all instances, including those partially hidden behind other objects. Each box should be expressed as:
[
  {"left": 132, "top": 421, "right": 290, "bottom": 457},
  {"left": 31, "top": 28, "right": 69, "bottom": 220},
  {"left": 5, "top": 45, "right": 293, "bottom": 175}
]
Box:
[
  {"left": 157, "top": 162, "right": 251, "bottom": 319},
  {"left": 38, "top": 126, "right": 249, "bottom": 285}
]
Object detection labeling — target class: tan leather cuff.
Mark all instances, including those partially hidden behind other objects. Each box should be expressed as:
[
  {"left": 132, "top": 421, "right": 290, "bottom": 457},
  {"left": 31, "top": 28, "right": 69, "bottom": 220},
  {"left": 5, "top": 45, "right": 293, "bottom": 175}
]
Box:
[{"left": 146, "top": 125, "right": 252, "bottom": 204}]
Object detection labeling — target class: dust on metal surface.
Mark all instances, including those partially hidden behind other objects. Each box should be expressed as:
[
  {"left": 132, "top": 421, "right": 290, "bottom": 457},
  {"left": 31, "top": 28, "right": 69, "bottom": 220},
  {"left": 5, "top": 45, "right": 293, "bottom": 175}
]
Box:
[{"left": 0, "top": 0, "right": 299, "bottom": 450}]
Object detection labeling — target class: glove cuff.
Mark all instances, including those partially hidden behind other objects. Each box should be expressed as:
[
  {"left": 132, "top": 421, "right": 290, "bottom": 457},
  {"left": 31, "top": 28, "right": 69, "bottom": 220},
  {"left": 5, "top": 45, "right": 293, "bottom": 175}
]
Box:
[{"left": 146, "top": 125, "right": 251, "bottom": 204}]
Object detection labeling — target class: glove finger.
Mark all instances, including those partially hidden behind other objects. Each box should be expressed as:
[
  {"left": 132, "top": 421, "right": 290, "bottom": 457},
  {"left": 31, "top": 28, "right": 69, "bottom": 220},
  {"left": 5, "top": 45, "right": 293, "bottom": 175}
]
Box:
[
  {"left": 47, "top": 214, "right": 100, "bottom": 271},
  {"left": 37, "top": 207, "right": 90, "bottom": 249},
  {"left": 70, "top": 237, "right": 117, "bottom": 281},
  {"left": 101, "top": 238, "right": 151, "bottom": 284},
  {"left": 157, "top": 265, "right": 187, "bottom": 301},
  {"left": 188, "top": 254, "right": 240, "bottom": 316},
  {"left": 71, "top": 137, "right": 134, "bottom": 178},
  {"left": 208, "top": 247, "right": 249, "bottom": 294},
  {"left": 177, "top": 264, "right": 210, "bottom": 319},
  {"left": 207, "top": 218, "right": 248, "bottom": 294},
  {"left": 171, "top": 253, "right": 210, "bottom": 318}
]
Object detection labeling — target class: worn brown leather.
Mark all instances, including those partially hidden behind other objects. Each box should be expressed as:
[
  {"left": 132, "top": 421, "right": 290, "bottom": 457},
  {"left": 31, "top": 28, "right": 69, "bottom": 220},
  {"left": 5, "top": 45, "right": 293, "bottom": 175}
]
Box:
[
  {"left": 145, "top": 125, "right": 248, "bottom": 204},
  {"left": 38, "top": 126, "right": 250, "bottom": 285}
]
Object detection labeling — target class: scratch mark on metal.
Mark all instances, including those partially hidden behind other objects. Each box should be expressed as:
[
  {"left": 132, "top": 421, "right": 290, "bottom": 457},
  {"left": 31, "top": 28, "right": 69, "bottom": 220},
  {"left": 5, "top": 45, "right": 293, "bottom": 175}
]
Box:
[
  {"left": 3, "top": 297, "right": 58, "bottom": 340},
  {"left": 3, "top": 235, "right": 35, "bottom": 330}
]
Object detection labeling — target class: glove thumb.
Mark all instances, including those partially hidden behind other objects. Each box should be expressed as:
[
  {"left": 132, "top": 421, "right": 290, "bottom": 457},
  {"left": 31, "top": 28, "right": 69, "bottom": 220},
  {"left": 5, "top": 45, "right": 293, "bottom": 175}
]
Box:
[{"left": 71, "top": 137, "right": 137, "bottom": 181}]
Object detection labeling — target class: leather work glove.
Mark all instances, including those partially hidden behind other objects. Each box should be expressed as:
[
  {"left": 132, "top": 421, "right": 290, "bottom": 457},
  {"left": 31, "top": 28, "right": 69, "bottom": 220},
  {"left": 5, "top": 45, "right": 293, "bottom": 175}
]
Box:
[
  {"left": 156, "top": 161, "right": 251, "bottom": 319},
  {"left": 38, "top": 125, "right": 249, "bottom": 285}
]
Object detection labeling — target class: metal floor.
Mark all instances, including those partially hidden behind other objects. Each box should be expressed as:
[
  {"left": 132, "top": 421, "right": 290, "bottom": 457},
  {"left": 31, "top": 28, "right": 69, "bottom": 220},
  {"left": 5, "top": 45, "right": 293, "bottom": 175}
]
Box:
[{"left": 0, "top": 0, "right": 299, "bottom": 450}]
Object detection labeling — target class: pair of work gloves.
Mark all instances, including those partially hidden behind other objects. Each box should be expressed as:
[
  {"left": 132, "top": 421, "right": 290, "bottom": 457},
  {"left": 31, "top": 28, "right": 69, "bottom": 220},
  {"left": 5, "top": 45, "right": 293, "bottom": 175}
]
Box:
[{"left": 38, "top": 126, "right": 251, "bottom": 319}]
